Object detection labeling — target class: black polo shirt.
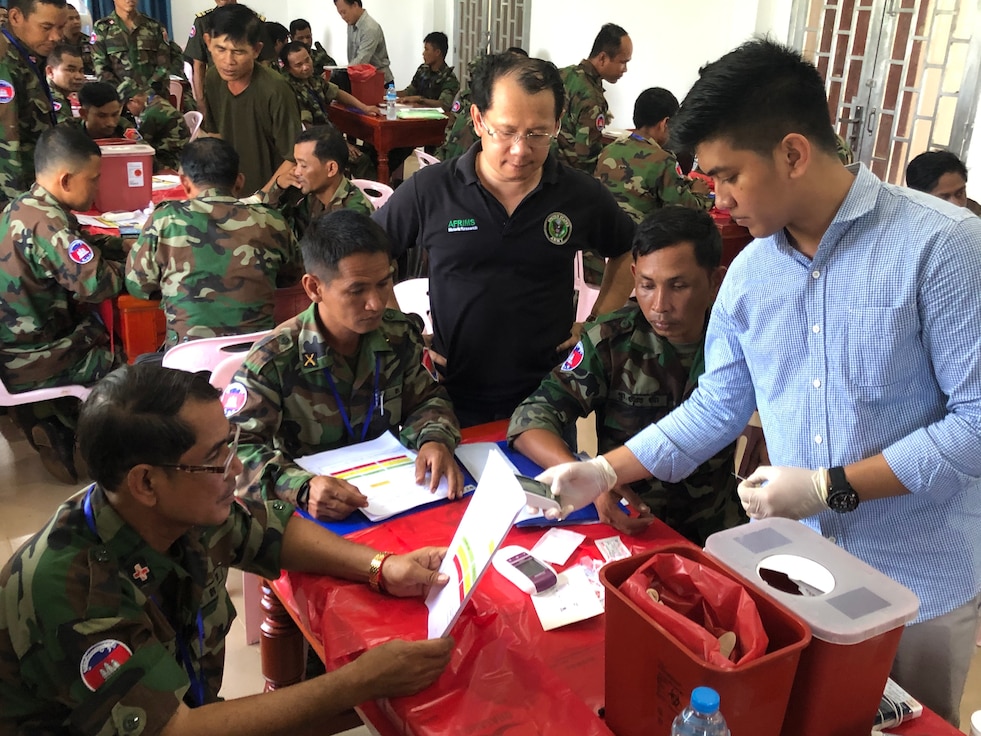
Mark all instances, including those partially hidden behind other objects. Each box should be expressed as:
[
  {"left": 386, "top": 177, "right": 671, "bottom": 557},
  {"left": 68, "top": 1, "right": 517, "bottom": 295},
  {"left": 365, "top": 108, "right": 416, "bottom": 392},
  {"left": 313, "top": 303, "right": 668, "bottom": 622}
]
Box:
[{"left": 374, "top": 143, "right": 635, "bottom": 423}]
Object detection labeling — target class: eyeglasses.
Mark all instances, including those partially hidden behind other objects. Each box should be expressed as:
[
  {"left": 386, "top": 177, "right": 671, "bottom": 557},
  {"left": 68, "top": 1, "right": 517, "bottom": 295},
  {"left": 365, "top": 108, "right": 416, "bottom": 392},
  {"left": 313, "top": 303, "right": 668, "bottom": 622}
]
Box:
[
  {"left": 158, "top": 426, "right": 240, "bottom": 481},
  {"left": 482, "top": 123, "right": 556, "bottom": 149}
]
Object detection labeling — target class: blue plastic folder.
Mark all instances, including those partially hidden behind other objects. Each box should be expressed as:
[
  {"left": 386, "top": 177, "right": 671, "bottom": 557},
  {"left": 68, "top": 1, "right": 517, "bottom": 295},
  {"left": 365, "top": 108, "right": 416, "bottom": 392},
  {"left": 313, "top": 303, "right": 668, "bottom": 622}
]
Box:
[{"left": 301, "top": 441, "right": 598, "bottom": 535}]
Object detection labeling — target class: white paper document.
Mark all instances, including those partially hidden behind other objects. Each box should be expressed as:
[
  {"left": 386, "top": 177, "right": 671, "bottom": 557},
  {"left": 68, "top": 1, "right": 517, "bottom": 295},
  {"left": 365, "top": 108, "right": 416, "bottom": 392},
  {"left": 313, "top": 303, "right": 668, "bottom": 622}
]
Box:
[
  {"left": 531, "top": 528, "right": 586, "bottom": 566},
  {"left": 294, "top": 432, "right": 451, "bottom": 522},
  {"left": 530, "top": 565, "right": 605, "bottom": 631},
  {"left": 425, "top": 451, "right": 527, "bottom": 639},
  {"left": 453, "top": 442, "right": 519, "bottom": 480}
]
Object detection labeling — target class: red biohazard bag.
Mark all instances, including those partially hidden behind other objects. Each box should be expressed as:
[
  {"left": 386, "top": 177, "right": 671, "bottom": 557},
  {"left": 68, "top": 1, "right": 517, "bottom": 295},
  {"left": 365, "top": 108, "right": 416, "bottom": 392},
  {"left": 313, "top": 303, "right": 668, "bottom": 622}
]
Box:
[
  {"left": 347, "top": 63, "right": 378, "bottom": 81},
  {"left": 620, "top": 552, "right": 768, "bottom": 669}
]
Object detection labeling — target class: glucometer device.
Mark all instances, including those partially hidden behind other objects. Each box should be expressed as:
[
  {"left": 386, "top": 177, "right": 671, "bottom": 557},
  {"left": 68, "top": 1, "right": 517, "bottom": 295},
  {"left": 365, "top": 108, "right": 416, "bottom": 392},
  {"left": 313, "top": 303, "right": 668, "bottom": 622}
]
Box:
[
  {"left": 492, "top": 545, "right": 559, "bottom": 595},
  {"left": 515, "top": 474, "right": 563, "bottom": 515}
]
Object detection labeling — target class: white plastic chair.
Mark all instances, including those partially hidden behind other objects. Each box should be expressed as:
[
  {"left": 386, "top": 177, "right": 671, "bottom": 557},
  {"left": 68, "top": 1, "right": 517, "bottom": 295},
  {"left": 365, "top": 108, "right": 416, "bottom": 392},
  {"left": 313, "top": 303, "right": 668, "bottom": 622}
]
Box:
[
  {"left": 351, "top": 178, "right": 395, "bottom": 209},
  {"left": 574, "top": 251, "right": 601, "bottom": 324},
  {"left": 0, "top": 375, "right": 91, "bottom": 407},
  {"left": 413, "top": 147, "right": 440, "bottom": 168},
  {"left": 393, "top": 278, "right": 432, "bottom": 334},
  {"left": 161, "top": 330, "right": 271, "bottom": 375},
  {"left": 183, "top": 110, "right": 203, "bottom": 141}
]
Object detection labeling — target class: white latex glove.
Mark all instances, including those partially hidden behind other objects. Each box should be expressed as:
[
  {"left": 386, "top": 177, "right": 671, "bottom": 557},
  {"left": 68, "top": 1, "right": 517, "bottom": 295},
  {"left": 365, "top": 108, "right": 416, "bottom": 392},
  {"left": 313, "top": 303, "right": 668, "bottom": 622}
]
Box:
[
  {"left": 737, "top": 465, "right": 828, "bottom": 520},
  {"left": 535, "top": 456, "right": 618, "bottom": 519}
]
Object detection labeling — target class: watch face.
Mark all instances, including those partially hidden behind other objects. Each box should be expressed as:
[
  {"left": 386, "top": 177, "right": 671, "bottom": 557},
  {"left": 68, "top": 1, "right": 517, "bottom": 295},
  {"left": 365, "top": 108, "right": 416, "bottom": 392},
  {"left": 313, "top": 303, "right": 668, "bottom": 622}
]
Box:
[{"left": 828, "top": 488, "right": 859, "bottom": 513}]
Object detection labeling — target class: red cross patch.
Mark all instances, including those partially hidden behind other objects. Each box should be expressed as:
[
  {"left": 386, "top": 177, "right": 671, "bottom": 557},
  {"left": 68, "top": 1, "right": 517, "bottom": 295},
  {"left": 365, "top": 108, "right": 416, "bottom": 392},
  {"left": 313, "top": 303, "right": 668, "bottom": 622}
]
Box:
[{"left": 132, "top": 563, "right": 149, "bottom": 582}]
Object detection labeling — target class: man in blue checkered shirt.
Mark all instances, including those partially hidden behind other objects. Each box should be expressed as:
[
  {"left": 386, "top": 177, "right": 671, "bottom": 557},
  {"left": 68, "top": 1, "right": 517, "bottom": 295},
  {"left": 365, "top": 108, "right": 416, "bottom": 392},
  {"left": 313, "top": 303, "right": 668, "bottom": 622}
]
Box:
[{"left": 536, "top": 39, "right": 981, "bottom": 727}]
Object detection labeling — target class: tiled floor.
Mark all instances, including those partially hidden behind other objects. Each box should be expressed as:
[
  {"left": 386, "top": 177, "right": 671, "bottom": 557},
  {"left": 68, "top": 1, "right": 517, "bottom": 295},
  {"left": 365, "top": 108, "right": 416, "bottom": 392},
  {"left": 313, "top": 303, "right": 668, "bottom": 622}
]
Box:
[{"left": 0, "top": 411, "right": 978, "bottom": 733}]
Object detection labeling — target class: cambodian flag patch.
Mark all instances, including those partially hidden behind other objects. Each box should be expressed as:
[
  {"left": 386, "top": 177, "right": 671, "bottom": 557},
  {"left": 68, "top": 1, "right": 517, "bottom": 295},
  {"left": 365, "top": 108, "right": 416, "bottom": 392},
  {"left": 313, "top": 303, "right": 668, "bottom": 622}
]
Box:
[
  {"left": 595, "top": 113, "right": 606, "bottom": 131},
  {"left": 0, "top": 81, "right": 14, "bottom": 104},
  {"left": 68, "top": 239, "right": 94, "bottom": 264},
  {"left": 221, "top": 381, "right": 248, "bottom": 417},
  {"left": 451, "top": 98, "right": 461, "bottom": 113},
  {"left": 561, "top": 341, "right": 585, "bottom": 372},
  {"left": 80, "top": 639, "right": 132, "bottom": 691},
  {"left": 422, "top": 349, "right": 439, "bottom": 381}
]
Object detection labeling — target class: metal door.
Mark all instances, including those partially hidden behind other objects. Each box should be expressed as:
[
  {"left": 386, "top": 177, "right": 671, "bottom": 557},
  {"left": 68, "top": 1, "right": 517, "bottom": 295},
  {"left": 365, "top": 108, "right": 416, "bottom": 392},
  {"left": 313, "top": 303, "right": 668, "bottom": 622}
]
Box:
[
  {"left": 789, "top": 0, "right": 981, "bottom": 184},
  {"left": 455, "top": 0, "right": 531, "bottom": 85}
]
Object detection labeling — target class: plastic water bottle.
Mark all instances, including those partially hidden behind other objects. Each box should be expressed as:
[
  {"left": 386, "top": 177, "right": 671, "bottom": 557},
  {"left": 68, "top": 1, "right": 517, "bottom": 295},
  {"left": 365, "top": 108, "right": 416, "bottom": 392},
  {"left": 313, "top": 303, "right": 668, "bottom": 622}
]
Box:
[
  {"left": 670, "top": 687, "right": 730, "bottom": 736},
  {"left": 385, "top": 86, "right": 397, "bottom": 120}
]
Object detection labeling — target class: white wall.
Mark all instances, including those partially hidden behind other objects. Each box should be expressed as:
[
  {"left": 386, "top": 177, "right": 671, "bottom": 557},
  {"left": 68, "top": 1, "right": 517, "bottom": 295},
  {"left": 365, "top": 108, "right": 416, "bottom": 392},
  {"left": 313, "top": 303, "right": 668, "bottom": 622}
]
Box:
[{"left": 528, "top": 0, "right": 789, "bottom": 130}]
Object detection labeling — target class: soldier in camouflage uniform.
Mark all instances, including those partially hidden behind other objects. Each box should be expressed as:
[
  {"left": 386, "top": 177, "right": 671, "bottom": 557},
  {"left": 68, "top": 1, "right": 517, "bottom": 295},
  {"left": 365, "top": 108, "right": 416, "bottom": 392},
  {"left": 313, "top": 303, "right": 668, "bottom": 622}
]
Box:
[
  {"left": 77, "top": 79, "right": 139, "bottom": 139},
  {"left": 45, "top": 42, "right": 84, "bottom": 122},
  {"left": 595, "top": 87, "right": 712, "bottom": 224},
  {"left": 0, "top": 0, "right": 67, "bottom": 210},
  {"left": 279, "top": 40, "right": 377, "bottom": 127},
  {"left": 262, "top": 124, "right": 373, "bottom": 240},
  {"left": 126, "top": 89, "right": 190, "bottom": 171},
  {"left": 92, "top": 0, "right": 171, "bottom": 104},
  {"left": 227, "top": 210, "right": 462, "bottom": 521},
  {"left": 126, "top": 138, "right": 301, "bottom": 349},
  {"left": 0, "top": 364, "right": 454, "bottom": 733},
  {"left": 509, "top": 207, "right": 746, "bottom": 545},
  {"left": 62, "top": 4, "right": 94, "bottom": 74},
  {"left": 558, "top": 24, "right": 632, "bottom": 285},
  {"left": 397, "top": 32, "right": 459, "bottom": 112},
  {"left": 0, "top": 126, "right": 125, "bottom": 482},
  {"left": 289, "top": 18, "right": 337, "bottom": 72}
]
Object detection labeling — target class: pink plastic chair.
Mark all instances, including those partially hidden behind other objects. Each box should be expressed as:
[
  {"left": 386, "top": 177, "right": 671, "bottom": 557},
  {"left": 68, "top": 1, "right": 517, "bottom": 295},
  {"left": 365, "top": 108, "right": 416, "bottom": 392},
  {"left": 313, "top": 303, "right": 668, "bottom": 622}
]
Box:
[
  {"left": 209, "top": 352, "right": 250, "bottom": 391},
  {"left": 393, "top": 278, "right": 432, "bottom": 334},
  {"left": 351, "top": 178, "right": 395, "bottom": 209},
  {"left": 574, "top": 250, "right": 601, "bottom": 324},
  {"left": 161, "top": 330, "right": 271, "bottom": 375},
  {"left": 413, "top": 147, "right": 440, "bottom": 168},
  {"left": 0, "top": 376, "right": 91, "bottom": 407}
]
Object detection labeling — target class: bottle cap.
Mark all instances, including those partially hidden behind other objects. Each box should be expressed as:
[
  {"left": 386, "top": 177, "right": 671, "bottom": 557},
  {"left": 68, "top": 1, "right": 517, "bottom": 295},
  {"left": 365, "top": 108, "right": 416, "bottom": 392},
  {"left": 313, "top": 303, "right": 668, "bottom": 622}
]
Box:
[{"left": 690, "top": 686, "right": 720, "bottom": 715}]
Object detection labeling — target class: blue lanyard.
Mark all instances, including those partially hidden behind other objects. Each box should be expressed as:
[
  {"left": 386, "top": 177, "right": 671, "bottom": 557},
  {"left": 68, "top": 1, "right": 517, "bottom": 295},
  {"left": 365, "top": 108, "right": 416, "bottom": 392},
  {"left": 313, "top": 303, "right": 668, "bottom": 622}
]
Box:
[
  {"left": 2, "top": 29, "right": 58, "bottom": 126},
  {"left": 323, "top": 354, "right": 382, "bottom": 442},
  {"left": 82, "top": 487, "right": 208, "bottom": 707}
]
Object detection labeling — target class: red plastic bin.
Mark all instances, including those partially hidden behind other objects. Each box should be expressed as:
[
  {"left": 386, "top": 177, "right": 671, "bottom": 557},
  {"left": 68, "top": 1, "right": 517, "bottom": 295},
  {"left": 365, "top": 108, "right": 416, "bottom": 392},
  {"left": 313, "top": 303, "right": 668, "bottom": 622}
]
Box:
[{"left": 601, "top": 544, "right": 811, "bottom": 736}]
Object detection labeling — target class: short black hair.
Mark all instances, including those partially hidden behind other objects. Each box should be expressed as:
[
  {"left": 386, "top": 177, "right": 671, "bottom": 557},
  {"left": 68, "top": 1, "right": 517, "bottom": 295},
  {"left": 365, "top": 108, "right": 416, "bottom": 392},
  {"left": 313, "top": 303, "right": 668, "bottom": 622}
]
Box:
[
  {"left": 78, "top": 81, "right": 120, "bottom": 109},
  {"left": 589, "top": 23, "right": 628, "bottom": 59},
  {"left": 265, "top": 21, "right": 289, "bottom": 45},
  {"left": 7, "top": 0, "right": 66, "bottom": 15},
  {"left": 301, "top": 209, "right": 391, "bottom": 280},
  {"left": 295, "top": 124, "right": 348, "bottom": 170},
  {"left": 634, "top": 87, "right": 679, "bottom": 129},
  {"left": 289, "top": 18, "right": 311, "bottom": 34},
  {"left": 47, "top": 42, "right": 82, "bottom": 69},
  {"left": 279, "top": 39, "right": 308, "bottom": 70},
  {"left": 505, "top": 46, "right": 528, "bottom": 57},
  {"left": 210, "top": 3, "right": 263, "bottom": 47},
  {"left": 906, "top": 150, "right": 968, "bottom": 192},
  {"left": 669, "top": 38, "right": 838, "bottom": 158},
  {"left": 424, "top": 31, "right": 448, "bottom": 58},
  {"left": 632, "top": 207, "right": 722, "bottom": 272},
  {"left": 78, "top": 365, "right": 221, "bottom": 491},
  {"left": 35, "top": 124, "right": 100, "bottom": 176},
  {"left": 179, "top": 138, "right": 240, "bottom": 190},
  {"left": 471, "top": 54, "right": 565, "bottom": 122}
]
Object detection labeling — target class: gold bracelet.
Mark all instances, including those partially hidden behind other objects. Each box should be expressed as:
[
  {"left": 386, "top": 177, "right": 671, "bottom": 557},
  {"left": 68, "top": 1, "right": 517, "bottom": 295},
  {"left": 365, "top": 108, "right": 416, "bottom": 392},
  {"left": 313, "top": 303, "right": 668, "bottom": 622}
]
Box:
[{"left": 368, "top": 551, "right": 394, "bottom": 593}]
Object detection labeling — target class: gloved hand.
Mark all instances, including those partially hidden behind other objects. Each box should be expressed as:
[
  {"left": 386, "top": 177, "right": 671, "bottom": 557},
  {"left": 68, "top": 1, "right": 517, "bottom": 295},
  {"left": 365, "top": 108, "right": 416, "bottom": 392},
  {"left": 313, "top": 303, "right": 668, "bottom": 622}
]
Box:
[
  {"left": 737, "top": 466, "right": 828, "bottom": 520},
  {"left": 536, "top": 456, "right": 618, "bottom": 519}
]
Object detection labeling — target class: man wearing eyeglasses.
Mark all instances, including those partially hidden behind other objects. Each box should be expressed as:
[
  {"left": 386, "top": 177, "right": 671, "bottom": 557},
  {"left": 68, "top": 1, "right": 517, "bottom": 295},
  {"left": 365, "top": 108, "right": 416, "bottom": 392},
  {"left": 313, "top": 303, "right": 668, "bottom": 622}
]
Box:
[
  {"left": 0, "top": 364, "right": 454, "bottom": 734},
  {"left": 373, "top": 53, "right": 636, "bottom": 428}
]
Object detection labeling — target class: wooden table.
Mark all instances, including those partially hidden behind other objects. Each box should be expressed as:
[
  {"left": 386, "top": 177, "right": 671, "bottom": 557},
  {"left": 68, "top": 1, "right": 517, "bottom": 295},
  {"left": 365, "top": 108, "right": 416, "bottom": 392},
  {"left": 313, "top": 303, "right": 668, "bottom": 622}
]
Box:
[{"left": 328, "top": 103, "right": 448, "bottom": 184}]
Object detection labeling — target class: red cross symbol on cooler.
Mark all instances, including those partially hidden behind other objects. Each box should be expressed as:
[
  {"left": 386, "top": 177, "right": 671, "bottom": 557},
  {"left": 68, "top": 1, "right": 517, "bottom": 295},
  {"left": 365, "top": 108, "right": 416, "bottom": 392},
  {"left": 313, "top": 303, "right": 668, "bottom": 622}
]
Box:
[{"left": 132, "top": 563, "right": 150, "bottom": 582}]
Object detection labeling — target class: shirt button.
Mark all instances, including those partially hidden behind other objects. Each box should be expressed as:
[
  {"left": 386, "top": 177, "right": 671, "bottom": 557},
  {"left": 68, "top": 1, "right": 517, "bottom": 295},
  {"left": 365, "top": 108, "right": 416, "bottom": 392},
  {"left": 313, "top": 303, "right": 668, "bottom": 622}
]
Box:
[
  {"left": 811, "top": 270, "right": 820, "bottom": 279},
  {"left": 122, "top": 714, "right": 141, "bottom": 732},
  {"left": 273, "top": 501, "right": 286, "bottom": 512},
  {"left": 814, "top": 435, "right": 823, "bottom": 444},
  {"left": 812, "top": 324, "right": 821, "bottom": 333},
  {"left": 94, "top": 547, "right": 110, "bottom": 563},
  {"left": 812, "top": 379, "right": 821, "bottom": 388},
  {"left": 826, "top": 535, "right": 837, "bottom": 544}
]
